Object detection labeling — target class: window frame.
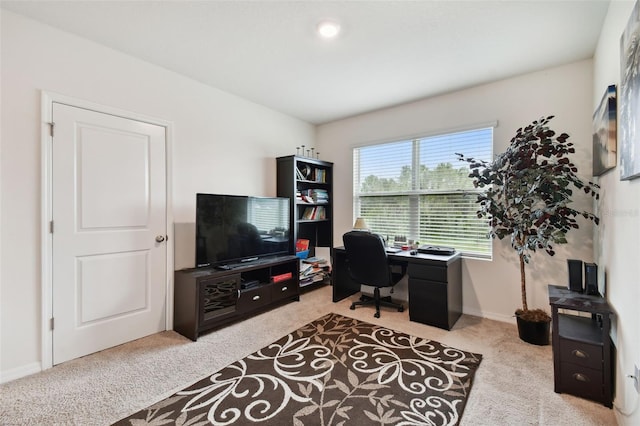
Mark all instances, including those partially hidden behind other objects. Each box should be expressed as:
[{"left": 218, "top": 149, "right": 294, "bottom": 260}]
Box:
[{"left": 352, "top": 123, "right": 495, "bottom": 259}]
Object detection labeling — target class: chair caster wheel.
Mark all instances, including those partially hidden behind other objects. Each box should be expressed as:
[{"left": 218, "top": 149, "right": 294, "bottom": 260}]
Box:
[
  {"left": 374, "top": 312, "right": 380, "bottom": 318},
  {"left": 398, "top": 306, "right": 404, "bottom": 312},
  {"left": 350, "top": 304, "right": 356, "bottom": 310}
]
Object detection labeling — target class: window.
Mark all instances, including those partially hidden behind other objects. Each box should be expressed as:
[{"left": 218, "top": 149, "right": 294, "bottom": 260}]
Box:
[{"left": 353, "top": 126, "right": 494, "bottom": 258}]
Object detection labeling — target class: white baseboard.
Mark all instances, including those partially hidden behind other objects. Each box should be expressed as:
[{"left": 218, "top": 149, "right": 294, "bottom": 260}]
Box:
[
  {"left": 463, "top": 307, "right": 516, "bottom": 324},
  {"left": 0, "top": 362, "right": 41, "bottom": 384},
  {"left": 355, "top": 287, "right": 518, "bottom": 324}
]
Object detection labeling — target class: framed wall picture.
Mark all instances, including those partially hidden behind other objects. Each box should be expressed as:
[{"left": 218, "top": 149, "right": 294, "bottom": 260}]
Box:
[
  {"left": 592, "top": 85, "right": 617, "bottom": 177},
  {"left": 619, "top": 0, "right": 640, "bottom": 180}
]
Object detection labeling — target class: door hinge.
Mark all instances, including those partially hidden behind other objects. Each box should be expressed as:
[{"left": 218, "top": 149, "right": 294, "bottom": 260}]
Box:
[
  {"left": 48, "top": 122, "right": 54, "bottom": 137},
  {"left": 50, "top": 318, "right": 54, "bottom": 330},
  {"left": 49, "top": 220, "right": 54, "bottom": 234}
]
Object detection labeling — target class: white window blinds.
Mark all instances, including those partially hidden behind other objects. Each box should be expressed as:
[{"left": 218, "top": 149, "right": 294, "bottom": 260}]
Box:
[{"left": 353, "top": 126, "right": 494, "bottom": 258}]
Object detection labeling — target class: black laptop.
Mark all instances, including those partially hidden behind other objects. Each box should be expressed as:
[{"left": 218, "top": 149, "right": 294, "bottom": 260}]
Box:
[{"left": 417, "top": 245, "right": 455, "bottom": 255}]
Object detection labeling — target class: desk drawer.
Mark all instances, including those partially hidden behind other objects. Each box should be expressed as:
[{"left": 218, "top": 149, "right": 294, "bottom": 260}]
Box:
[
  {"left": 407, "top": 264, "right": 447, "bottom": 283},
  {"left": 559, "top": 338, "right": 602, "bottom": 371},
  {"left": 408, "top": 278, "right": 450, "bottom": 329}
]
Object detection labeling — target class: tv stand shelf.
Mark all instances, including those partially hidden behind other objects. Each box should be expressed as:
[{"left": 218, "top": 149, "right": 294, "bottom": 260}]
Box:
[{"left": 174, "top": 255, "right": 300, "bottom": 341}]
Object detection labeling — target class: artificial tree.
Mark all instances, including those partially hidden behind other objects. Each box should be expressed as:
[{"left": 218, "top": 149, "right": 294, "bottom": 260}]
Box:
[{"left": 457, "top": 116, "right": 599, "bottom": 326}]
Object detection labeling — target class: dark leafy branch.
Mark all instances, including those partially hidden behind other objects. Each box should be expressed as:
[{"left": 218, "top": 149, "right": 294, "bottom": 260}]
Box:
[{"left": 456, "top": 116, "right": 599, "bottom": 313}]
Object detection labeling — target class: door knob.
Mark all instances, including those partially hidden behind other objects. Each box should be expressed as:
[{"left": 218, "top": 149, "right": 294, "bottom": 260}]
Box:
[{"left": 155, "top": 235, "right": 166, "bottom": 243}]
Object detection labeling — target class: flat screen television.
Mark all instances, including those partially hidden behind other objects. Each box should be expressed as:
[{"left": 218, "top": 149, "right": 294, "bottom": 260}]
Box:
[{"left": 195, "top": 193, "right": 291, "bottom": 268}]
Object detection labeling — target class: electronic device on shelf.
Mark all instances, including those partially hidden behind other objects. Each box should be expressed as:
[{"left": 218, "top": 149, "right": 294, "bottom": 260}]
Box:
[
  {"left": 240, "top": 279, "right": 260, "bottom": 289},
  {"left": 417, "top": 245, "right": 456, "bottom": 256},
  {"left": 195, "top": 193, "right": 291, "bottom": 269},
  {"left": 215, "top": 264, "right": 233, "bottom": 271}
]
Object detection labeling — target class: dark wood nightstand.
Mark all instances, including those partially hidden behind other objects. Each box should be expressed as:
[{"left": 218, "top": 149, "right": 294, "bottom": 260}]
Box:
[{"left": 548, "top": 285, "right": 614, "bottom": 408}]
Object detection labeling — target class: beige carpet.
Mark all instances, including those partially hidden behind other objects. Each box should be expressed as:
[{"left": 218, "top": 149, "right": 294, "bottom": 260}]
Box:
[{"left": 0, "top": 285, "right": 617, "bottom": 425}]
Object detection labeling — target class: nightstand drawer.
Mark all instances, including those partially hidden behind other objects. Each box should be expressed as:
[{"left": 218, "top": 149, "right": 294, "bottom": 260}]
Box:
[
  {"left": 559, "top": 362, "right": 604, "bottom": 400},
  {"left": 559, "top": 338, "right": 603, "bottom": 371}
]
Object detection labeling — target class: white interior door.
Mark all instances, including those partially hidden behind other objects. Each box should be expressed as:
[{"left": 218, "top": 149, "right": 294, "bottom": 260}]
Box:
[{"left": 51, "top": 103, "right": 167, "bottom": 365}]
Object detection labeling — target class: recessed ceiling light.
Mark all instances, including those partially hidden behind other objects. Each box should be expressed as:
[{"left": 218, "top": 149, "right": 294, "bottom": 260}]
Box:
[{"left": 317, "top": 20, "right": 341, "bottom": 39}]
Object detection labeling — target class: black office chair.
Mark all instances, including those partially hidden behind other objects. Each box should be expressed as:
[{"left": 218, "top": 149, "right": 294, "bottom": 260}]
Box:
[{"left": 342, "top": 231, "right": 405, "bottom": 318}]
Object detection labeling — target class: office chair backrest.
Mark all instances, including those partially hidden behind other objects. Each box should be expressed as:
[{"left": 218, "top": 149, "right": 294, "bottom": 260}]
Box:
[{"left": 342, "top": 231, "right": 391, "bottom": 288}]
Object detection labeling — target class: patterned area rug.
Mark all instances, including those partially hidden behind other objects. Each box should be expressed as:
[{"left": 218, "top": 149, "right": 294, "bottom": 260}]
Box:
[{"left": 114, "top": 313, "right": 482, "bottom": 425}]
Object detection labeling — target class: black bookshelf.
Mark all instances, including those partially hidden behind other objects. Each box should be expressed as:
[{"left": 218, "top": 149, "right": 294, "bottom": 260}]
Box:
[{"left": 276, "top": 155, "right": 333, "bottom": 260}]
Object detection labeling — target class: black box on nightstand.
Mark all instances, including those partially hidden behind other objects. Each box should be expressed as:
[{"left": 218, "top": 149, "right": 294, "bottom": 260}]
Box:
[
  {"left": 567, "top": 259, "right": 583, "bottom": 292},
  {"left": 584, "top": 262, "right": 598, "bottom": 295}
]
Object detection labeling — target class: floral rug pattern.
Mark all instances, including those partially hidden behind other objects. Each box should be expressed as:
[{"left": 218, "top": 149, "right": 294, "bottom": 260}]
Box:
[{"left": 114, "top": 313, "right": 482, "bottom": 426}]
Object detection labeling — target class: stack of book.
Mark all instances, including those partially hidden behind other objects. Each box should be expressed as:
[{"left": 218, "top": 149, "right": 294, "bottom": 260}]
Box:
[
  {"left": 299, "top": 257, "right": 331, "bottom": 287},
  {"left": 310, "top": 188, "right": 329, "bottom": 203},
  {"left": 296, "top": 190, "right": 314, "bottom": 203},
  {"left": 296, "top": 188, "right": 329, "bottom": 204}
]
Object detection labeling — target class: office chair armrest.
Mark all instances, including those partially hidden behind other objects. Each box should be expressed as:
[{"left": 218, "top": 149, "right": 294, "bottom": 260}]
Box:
[{"left": 388, "top": 261, "right": 407, "bottom": 285}]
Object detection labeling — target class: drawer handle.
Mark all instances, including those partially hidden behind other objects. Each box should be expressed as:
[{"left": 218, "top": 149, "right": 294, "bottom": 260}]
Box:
[
  {"left": 572, "top": 349, "right": 589, "bottom": 359},
  {"left": 252, "top": 295, "right": 260, "bottom": 301},
  {"left": 281, "top": 286, "right": 288, "bottom": 292},
  {"left": 572, "top": 373, "right": 590, "bottom": 382}
]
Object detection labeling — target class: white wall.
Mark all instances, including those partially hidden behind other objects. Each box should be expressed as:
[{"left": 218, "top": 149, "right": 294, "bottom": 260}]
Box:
[
  {"left": 0, "top": 11, "right": 314, "bottom": 380},
  {"left": 317, "top": 60, "right": 596, "bottom": 322},
  {"left": 593, "top": 1, "right": 640, "bottom": 424}
]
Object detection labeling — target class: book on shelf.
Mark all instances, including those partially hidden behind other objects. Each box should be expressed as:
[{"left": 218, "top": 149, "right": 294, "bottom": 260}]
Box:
[
  {"left": 297, "top": 189, "right": 329, "bottom": 204},
  {"left": 316, "top": 206, "right": 326, "bottom": 219},
  {"left": 301, "top": 265, "right": 322, "bottom": 277},
  {"left": 298, "top": 255, "right": 331, "bottom": 286},
  {"left": 299, "top": 271, "right": 329, "bottom": 286},
  {"left": 313, "top": 168, "right": 326, "bottom": 183},
  {"left": 302, "top": 256, "right": 327, "bottom": 264},
  {"left": 301, "top": 206, "right": 326, "bottom": 220},
  {"left": 296, "top": 239, "right": 310, "bottom": 252},
  {"left": 302, "top": 207, "right": 314, "bottom": 220},
  {"left": 296, "top": 193, "right": 314, "bottom": 203},
  {"left": 300, "top": 262, "right": 314, "bottom": 274},
  {"left": 271, "top": 272, "right": 293, "bottom": 283},
  {"left": 312, "top": 189, "right": 329, "bottom": 202}
]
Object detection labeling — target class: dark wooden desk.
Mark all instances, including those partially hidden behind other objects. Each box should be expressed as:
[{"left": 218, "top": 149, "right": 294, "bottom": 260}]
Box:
[{"left": 332, "top": 246, "right": 462, "bottom": 330}]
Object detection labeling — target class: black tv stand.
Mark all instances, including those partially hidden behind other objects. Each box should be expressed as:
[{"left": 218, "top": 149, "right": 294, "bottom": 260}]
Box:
[{"left": 174, "top": 255, "right": 300, "bottom": 340}]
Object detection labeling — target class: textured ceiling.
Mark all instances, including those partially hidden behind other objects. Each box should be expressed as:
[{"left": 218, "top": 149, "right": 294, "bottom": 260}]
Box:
[{"left": 1, "top": 0, "right": 610, "bottom": 124}]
